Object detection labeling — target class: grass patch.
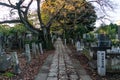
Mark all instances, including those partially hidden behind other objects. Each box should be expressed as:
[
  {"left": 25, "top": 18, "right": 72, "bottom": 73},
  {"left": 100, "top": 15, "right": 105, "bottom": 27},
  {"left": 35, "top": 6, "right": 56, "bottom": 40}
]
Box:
[{"left": 2, "top": 72, "right": 14, "bottom": 78}]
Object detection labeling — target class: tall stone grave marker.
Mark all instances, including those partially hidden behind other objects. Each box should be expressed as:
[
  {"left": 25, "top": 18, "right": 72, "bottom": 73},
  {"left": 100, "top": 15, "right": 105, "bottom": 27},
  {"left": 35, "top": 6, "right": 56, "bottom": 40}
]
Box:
[
  {"left": 36, "top": 44, "right": 40, "bottom": 55},
  {"left": 64, "top": 39, "right": 66, "bottom": 46},
  {"left": 0, "top": 34, "right": 2, "bottom": 54},
  {"left": 39, "top": 43, "right": 43, "bottom": 54},
  {"left": 71, "top": 39, "right": 74, "bottom": 45},
  {"left": 25, "top": 44, "right": 31, "bottom": 64},
  {"left": 0, "top": 54, "right": 11, "bottom": 72},
  {"left": 11, "top": 52, "right": 21, "bottom": 74},
  {"left": 97, "top": 51, "right": 106, "bottom": 76},
  {"left": 118, "top": 26, "right": 120, "bottom": 40},
  {"left": 32, "top": 42, "right": 37, "bottom": 58},
  {"left": 76, "top": 41, "right": 81, "bottom": 52}
]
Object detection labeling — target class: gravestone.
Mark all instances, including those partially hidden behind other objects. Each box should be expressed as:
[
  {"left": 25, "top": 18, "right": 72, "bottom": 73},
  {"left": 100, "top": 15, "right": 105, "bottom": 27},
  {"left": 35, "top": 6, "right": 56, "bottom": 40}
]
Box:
[
  {"left": 0, "top": 54, "right": 11, "bottom": 72},
  {"left": 0, "top": 44, "right": 2, "bottom": 55},
  {"left": 98, "top": 34, "right": 110, "bottom": 47},
  {"left": 118, "top": 26, "right": 120, "bottom": 40},
  {"left": 91, "top": 43, "right": 97, "bottom": 47},
  {"left": 52, "top": 38, "right": 54, "bottom": 43},
  {"left": 97, "top": 51, "right": 106, "bottom": 76},
  {"left": 81, "top": 41, "right": 84, "bottom": 50},
  {"left": 83, "top": 34, "right": 86, "bottom": 39},
  {"left": 11, "top": 52, "right": 21, "bottom": 74},
  {"left": 76, "top": 41, "right": 81, "bottom": 52},
  {"left": 32, "top": 42, "right": 37, "bottom": 58},
  {"left": 0, "top": 34, "right": 3, "bottom": 54},
  {"left": 116, "top": 34, "right": 118, "bottom": 39},
  {"left": 36, "top": 44, "right": 40, "bottom": 55},
  {"left": 25, "top": 44, "right": 31, "bottom": 64},
  {"left": 71, "top": 39, "right": 74, "bottom": 45},
  {"left": 39, "top": 43, "right": 43, "bottom": 54},
  {"left": 89, "top": 49, "right": 93, "bottom": 58},
  {"left": 64, "top": 39, "right": 66, "bottom": 46}
]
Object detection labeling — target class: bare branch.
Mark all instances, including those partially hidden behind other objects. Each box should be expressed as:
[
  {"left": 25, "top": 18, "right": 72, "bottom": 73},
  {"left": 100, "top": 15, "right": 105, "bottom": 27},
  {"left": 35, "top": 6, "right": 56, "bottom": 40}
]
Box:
[
  {"left": 0, "top": 2, "right": 16, "bottom": 8},
  {"left": 0, "top": 20, "right": 21, "bottom": 24},
  {"left": 25, "top": 0, "right": 33, "bottom": 13}
]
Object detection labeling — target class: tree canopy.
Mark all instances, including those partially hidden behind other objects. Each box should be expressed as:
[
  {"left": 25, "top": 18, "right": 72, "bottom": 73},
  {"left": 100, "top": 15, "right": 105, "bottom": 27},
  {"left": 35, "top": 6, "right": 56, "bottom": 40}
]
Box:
[{"left": 0, "top": 0, "right": 114, "bottom": 45}]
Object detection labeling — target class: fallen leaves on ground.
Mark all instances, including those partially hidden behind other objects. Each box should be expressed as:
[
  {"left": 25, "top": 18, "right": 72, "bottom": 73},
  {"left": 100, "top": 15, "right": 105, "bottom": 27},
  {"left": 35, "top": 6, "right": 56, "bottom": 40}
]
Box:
[{"left": 0, "top": 50, "right": 54, "bottom": 80}]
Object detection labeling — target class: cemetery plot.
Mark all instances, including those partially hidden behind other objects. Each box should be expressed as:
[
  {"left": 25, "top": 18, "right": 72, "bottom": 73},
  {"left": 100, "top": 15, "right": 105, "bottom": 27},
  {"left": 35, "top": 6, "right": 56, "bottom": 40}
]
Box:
[{"left": 0, "top": 50, "right": 54, "bottom": 80}]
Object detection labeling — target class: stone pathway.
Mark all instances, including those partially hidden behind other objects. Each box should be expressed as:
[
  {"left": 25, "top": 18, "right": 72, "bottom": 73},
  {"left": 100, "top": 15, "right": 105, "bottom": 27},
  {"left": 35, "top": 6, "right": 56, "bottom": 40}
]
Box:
[{"left": 35, "top": 38, "right": 92, "bottom": 80}]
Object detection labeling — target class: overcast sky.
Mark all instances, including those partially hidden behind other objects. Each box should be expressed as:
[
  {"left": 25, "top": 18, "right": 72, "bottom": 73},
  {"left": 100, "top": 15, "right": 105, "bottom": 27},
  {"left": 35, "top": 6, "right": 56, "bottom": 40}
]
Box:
[
  {"left": 0, "top": 0, "right": 120, "bottom": 27},
  {"left": 92, "top": 0, "right": 120, "bottom": 26}
]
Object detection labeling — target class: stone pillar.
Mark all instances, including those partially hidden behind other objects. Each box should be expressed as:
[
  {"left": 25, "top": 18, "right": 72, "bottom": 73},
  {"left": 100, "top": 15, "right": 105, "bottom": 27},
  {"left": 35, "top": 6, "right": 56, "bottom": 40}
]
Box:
[
  {"left": 32, "top": 42, "right": 37, "bottom": 58},
  {"left": 117, "top": 26, "right": 120, "bottom": 40},
  {"left": 25, "top": 44, "right": 31, "bottom": 64},
  {"left": 0, "top": 35, "right": 2, "bottom": 54},
  {"left": 11, "top": 52, "right": 21, "bottom": 74},
  {"left": 97, "top": 51, "right": 106, "bottom": 76},
  {"left": 76, "top": 41, "right": 81, "bottom": 52},
  {"left": 52, "top": 38, "right": 54, "bottom": 43},
  {"left": 64, "top": 39, "right": 66, "bottom": 46},
  {"left": 39, "top": 43, "right": 43, "bottom": 54},
  {"left": 36, "top": 44, "right": 40, "bottom": 55},
  {"left": 71, "top": 39, "right": 74, "bottom": 45}
]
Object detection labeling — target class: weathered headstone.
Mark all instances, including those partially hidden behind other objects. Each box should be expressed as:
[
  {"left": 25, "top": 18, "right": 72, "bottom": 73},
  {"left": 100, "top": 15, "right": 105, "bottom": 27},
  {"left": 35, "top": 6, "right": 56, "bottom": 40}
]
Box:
[
  {"left": 36, "top": 44, "right": 40, "bottom": 55},
  {"left": 52, "top": 38, "right": 54, "bottom": 43},
  {"left": 98, "top": 34, "right": 110, "bottom": 47},
  {"left": 76, "top": 41, "right": 81, "bottom": 51},
  {"left": 89, "top": 49, "right": 93, "bottom": 58},
  {"left": 0, "top": 44, "right": 2, "bottom": 55},
  {"left": 81, "top": 42, "right": 84, "bottom": 50},
  {"left": 0, "top": 34, "right": 2, "bottom": 54},
  {"left": 32, "top": 42, "right": 37, "bottom": 58},
  {"left": 97, "top": 51, "right": 106, "bottom": 76},
  {"left": 8, "top": 35, "right": 13, "bottom": 49},
  {"left": 0, "top": 54, "right": 11, "bottom": 72},
  {"left": 25, "top": 44, "right": 31, "bottom": 64},
  {"left": 118, "top": 26, "right": 120, "bottom": 40},
  {"left": 71, "top": 39, "right": 74, "bottom": 45},
  {"left": 91, "top": 43, "right": 97, "bottom": 47},
  {"left": 94, "top": 33, "right": 98, "bottom": 39},
  {"left": 11, "top": 52, "right": 21, "bottom": 74},
  {"left": 64, "top": 39, "right": 66, "bottom": 46},
  {"left": 39, "top": 43, "right": 43, "bottom": 54},
  {"left": 116, "top": 34, "right": 118, "bottom": 39},
  {"left": 83, "top": 34, "right": 86, "bottom": 39}
]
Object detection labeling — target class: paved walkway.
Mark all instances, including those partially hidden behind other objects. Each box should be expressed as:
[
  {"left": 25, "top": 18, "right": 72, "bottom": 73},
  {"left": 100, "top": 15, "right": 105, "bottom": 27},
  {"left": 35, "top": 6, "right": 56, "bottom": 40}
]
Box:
[{"left": 35, "top": 38, "right": 92, "bottom": 80}]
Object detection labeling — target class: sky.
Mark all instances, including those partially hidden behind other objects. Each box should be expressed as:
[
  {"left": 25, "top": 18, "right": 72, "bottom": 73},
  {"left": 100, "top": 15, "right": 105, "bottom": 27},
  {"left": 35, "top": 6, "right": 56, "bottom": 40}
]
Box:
[
  {"left": 0, "top": 0, "right": 120, "bottom": 27},
  {"left": 92, "top": 0, "right": 120, "bottom": 26}
]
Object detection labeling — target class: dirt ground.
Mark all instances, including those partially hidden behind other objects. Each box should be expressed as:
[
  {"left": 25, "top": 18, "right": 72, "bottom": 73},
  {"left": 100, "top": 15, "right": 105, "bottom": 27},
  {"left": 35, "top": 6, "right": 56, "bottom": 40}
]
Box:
[
  {"left": 68, "top": 45, "right": 120, "bottom": 80},
  {"left": 0, "top": 50, "right": 54, "bottom": 80},
  {"left": 1, "top": 44, "right": 120, "bottom": 80}
]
